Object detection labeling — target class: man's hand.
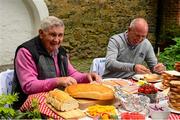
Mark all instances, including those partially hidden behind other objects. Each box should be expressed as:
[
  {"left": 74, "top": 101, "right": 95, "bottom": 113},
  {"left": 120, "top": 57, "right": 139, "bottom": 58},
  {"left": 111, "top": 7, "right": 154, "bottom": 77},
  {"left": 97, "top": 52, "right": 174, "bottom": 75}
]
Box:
[
  {"left": 86, "top": 72, "right": 102, "bottom": 83},
  {"left": 134, "top": 64, "right": 151, "bottom": 74},
  {"left": 153, "top": 63, "right": 166, "bottom": 74},
  {"left": 57, "top": 77, "right": 77, "bottom": 87}
]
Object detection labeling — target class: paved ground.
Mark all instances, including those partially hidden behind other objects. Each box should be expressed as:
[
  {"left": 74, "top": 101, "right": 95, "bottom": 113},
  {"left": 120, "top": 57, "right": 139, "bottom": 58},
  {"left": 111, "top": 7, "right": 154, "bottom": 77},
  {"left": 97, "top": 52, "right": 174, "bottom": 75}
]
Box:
[{"left": 0, "top": 64, "right": 14, "bottom": 72}]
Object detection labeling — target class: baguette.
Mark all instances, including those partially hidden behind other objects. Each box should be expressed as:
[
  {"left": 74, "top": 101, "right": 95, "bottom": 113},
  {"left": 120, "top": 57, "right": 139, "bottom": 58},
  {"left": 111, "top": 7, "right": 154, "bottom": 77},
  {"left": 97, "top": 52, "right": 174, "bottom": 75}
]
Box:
[
  {"left": 65, "top": 84, "right": 114, "bottom": 100},
  {"left": 46, "top": 89, "right": 79, "bottom": 111}
]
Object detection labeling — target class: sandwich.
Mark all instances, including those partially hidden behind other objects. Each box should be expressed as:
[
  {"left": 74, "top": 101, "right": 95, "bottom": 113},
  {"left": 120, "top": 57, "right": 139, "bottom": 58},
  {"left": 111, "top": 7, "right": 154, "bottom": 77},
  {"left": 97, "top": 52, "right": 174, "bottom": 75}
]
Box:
[{"left": 144, "top": 74, "right": 161, "bottom": 82}]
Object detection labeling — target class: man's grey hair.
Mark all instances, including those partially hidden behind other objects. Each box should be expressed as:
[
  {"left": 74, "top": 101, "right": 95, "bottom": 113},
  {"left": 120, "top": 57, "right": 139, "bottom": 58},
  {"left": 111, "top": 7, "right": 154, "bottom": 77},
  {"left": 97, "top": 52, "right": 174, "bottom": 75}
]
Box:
[{"left": 40, "top": 16, "right": 64, "bottom": 30}]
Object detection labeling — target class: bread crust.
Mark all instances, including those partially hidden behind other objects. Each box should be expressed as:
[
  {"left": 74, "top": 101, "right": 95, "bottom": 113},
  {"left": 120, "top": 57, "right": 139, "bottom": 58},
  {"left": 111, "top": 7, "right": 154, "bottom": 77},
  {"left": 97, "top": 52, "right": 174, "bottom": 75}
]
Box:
[
  {"left": 46, "top": 89, "right": 79, "bottom": 111},
  {"left": 170, "top": 81, "right": 180, "bottom": 86},
  {"left": 169, "top": 99, "right": 180, "bottom": 104},
  {"left": 170, "top": 87, "right": 180, "bottom": 92},
  {"left": 65, "top": 84, "right": 114, "bottom": 100}
]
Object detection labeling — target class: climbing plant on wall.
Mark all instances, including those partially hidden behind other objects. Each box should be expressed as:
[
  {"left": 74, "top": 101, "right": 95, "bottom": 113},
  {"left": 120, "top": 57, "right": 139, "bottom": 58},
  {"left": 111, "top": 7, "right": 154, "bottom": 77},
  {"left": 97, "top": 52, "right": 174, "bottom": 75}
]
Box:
[{"left": 46, "top": 0, "right": 157, "bottom": 59}]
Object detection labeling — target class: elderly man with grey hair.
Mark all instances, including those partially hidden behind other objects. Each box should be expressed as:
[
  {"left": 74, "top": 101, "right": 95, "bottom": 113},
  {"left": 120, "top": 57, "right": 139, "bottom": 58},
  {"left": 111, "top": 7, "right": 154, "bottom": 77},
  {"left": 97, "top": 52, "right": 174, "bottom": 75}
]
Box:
[
  {"left": 13, "top": 16, "right": 101, "bottom": 109},
  {"left": 103, "top": 18, "right": 166, "bottom": 79}
]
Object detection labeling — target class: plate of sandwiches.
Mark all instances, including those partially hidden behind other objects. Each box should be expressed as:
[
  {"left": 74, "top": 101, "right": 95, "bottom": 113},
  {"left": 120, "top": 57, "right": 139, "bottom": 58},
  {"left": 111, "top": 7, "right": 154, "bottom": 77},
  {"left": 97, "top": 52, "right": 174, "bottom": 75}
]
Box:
[{"left": 132, "top": 74, "right": 162, "bottom": 83}]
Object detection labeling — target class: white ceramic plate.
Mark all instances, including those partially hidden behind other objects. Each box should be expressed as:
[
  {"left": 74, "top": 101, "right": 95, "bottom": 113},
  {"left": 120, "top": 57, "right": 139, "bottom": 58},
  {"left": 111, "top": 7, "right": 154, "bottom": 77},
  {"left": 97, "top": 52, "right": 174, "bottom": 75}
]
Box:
[
  {"left": 132, "top": 74, "right": 162, "bottom": 83},
  {"left": 132, "top": 74, "right": 144, "bottom": 81},
  {"left": 154, "top": 82, "right": 164, "bottom": 90}
]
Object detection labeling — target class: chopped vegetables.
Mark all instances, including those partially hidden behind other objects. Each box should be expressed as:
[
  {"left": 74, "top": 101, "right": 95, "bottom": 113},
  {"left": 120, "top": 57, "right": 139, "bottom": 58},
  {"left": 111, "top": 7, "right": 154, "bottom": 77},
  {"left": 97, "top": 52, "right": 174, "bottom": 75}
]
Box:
[
  {"left": 121, "top": 112, "right": 145, "bottom": 120},
  {"left": 87, "top": 105, "right": 117, "bottom": 119},
  {"left": 137, "top": 80, "right": 147, "bottom": 86}
]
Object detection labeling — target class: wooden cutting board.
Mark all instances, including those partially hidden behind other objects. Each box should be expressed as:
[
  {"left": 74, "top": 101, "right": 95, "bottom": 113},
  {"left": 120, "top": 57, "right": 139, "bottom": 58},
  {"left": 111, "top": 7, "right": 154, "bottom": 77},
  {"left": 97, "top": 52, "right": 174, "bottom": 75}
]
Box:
[{"left": 77, "top": 98, "right": 115, "bottom": 110}]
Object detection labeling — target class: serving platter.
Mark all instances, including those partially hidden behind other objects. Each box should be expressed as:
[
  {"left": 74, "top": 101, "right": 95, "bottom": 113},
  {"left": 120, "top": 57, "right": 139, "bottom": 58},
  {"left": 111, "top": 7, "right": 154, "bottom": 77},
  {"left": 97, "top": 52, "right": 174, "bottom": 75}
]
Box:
[{"left": 102, "top": 78, "right": 131, "bottom": 86}]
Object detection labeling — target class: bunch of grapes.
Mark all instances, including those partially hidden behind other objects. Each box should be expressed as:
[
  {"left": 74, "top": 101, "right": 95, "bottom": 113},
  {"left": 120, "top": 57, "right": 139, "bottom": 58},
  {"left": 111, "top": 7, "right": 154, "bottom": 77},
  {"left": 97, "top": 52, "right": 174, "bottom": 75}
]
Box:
[{"left": 138, "top": 84, "right": 158, "bottom": 94}]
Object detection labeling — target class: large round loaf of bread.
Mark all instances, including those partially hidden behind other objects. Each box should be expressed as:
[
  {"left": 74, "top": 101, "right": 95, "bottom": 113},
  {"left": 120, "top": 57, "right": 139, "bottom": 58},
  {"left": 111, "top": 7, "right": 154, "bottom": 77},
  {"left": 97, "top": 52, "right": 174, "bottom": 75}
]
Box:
[{"left": 65, "top": 84, "right": 114, "bottom": 100}]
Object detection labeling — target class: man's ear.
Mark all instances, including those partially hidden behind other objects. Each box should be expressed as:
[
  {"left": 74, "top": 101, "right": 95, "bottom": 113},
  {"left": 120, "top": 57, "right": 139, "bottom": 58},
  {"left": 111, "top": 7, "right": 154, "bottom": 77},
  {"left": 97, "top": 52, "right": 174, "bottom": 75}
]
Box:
[
  {"left": 128, "top": 27, "right": 131, "bottom": 32},
  {"left": 39, "top": 29, "right": 43, "bottom": 35},
  {"left": 39, "top": 29, "right": 43, "bottom": 38}
]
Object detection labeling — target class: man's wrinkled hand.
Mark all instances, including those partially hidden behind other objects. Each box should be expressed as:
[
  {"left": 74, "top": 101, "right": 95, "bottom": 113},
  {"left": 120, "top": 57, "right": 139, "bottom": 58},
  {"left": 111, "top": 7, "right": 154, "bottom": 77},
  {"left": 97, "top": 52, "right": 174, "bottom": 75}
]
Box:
[
  {"left": 134, "top": 64, "right": 151, "bottom": 74},
  {"left": 153, "top": 63, "right": 166, "bottom": 74},
  {"left": 87, "top": 72, "right": 102, "bottom": 83},
  {"left": 57, "top": 76, "right": 77, "bottom": 87}
]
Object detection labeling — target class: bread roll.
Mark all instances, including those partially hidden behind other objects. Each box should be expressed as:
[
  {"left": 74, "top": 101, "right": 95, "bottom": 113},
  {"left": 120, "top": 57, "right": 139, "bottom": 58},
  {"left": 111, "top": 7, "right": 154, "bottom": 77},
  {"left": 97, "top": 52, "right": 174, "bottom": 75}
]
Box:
[
  {"left": 65, "top": 84, "right": 114, "bottom": 100},
  {"left": 170, "top": 87, "right": 180, "bottom": 92},
  {"left": 46, "top": 89, "right": 79, "bottom": 111}
]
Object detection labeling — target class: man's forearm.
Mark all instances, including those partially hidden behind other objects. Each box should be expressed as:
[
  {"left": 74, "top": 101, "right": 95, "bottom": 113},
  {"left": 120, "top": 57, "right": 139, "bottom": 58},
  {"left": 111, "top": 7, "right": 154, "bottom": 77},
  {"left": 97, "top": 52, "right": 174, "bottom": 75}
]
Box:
[{"left": 105, "top": 59, "right": 135, "bottom": 72}]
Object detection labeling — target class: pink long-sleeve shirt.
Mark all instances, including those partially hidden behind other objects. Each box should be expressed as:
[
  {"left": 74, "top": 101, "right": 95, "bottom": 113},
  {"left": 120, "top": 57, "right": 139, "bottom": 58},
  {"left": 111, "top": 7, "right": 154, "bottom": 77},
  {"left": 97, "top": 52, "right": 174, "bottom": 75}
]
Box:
[{"left": 15, "top": 48, "right": 89, "bottom": 94}]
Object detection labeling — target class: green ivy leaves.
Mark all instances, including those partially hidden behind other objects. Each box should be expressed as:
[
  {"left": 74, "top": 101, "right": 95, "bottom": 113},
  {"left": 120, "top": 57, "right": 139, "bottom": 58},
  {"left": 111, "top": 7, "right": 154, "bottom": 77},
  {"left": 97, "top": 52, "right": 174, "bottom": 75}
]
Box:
[
  {"left": 0, "top": 94, "right": 41, "bottom": 119},
  {"left": 159, "top": 37, "right": 180, "bottom": 70}
]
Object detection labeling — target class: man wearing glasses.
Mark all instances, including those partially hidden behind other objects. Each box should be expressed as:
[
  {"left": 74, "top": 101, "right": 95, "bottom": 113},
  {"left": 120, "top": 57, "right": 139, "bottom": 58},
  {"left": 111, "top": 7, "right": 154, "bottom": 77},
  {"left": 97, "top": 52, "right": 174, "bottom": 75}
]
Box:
[{"left": 103, "top": 18, "right": 165, "bottom": 79}]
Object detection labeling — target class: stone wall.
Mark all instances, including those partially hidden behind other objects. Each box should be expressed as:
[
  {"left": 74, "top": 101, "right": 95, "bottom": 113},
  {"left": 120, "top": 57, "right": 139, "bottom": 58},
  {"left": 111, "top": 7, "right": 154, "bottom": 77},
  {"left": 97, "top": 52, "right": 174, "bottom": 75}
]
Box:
[
  {"left": 155, "top": 0, "right": 180, "bottom": 51},
  {"left": 159, "top": 0, "right": 180, "bottom": 40},
  {"left": 46, "top": 0, "right": 158, "bottom": 59},
  {"left": 162, "top": 0, "right": 180, "bottom": 25}
]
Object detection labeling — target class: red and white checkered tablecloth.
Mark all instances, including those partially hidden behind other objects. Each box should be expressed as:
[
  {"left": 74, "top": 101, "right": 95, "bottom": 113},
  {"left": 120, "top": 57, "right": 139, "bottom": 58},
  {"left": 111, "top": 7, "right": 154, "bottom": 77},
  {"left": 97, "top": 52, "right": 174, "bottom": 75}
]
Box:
[
  {"left": 20, "top": 90, "right": 180, "bottom": 119},
  {"left": 20, "top": 92, "right": 63, "bottom": 119}
]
